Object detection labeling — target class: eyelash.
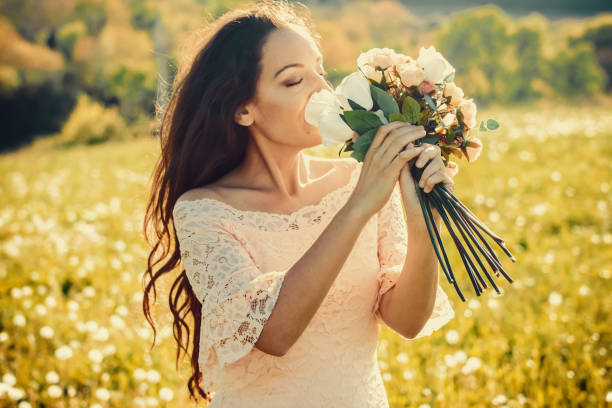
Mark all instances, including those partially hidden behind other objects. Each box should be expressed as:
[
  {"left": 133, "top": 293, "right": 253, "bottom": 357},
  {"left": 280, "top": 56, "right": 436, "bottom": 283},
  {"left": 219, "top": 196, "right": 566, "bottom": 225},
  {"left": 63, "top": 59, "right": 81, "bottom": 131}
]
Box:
[{"left": 286, "top": 71, "right": 327, "bottom": 87}]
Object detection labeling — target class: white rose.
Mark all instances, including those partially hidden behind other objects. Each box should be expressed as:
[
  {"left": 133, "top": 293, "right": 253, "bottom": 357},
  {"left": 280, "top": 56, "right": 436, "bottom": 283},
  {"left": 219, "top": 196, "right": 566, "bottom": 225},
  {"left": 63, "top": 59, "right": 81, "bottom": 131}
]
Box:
[
  {"left": 416, "top": 46, "right": 454, "bottom": 84},
  {"left": 335, "top": 71, "right": 373, "bottom": 111},
  {"left": 305, "top": 89, "right": 355, "bottom": 146},
  {"left": 318, "top": 109, "right": 355, "bottom": 146},
  {"left": 305, "top": 89, "right": 337, "bottom": 127}
]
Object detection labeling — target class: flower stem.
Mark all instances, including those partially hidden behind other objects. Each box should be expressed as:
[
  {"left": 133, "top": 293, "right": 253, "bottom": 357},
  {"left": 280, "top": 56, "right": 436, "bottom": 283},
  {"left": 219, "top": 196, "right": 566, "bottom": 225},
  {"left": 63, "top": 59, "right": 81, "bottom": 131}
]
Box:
[{"left": 430, "top": 192, "right": 484, "bottom": 295}]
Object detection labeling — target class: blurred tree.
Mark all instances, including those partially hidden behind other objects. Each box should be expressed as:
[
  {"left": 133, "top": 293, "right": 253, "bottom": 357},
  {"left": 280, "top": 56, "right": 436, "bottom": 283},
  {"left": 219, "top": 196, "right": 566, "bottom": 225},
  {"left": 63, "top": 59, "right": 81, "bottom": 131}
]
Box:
[
  {"left": 0, "top": 70, "right": 78, "bottom": 152},
  {"left": 569, "top": 23, "right": 612, "bottom": 92},
  {"left": 544, "top": 41, "right": 606, "bottom": 97},
  {"left": 437, "top": 5, "right": 513, "bottom": 106},
  {"left": 505, "top": 26, "right": 545, "bottom": 101},
  {"left": 72, "top": 1, "right": 107, "bottom": 35}
]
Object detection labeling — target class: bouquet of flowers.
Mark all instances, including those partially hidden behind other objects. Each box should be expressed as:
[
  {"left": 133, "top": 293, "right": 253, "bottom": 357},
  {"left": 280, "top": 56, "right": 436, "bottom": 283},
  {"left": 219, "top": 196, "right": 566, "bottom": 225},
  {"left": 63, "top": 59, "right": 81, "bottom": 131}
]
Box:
[{"left": 305, "top": 46, "right": 516, "bottom": 301}]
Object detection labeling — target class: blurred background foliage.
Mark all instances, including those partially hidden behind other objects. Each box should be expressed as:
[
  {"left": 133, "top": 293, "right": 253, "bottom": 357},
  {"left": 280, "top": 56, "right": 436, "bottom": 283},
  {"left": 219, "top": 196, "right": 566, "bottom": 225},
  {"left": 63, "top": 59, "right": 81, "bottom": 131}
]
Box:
[{"left": 0, "top": 0, "right": 610, "bottom": 152}]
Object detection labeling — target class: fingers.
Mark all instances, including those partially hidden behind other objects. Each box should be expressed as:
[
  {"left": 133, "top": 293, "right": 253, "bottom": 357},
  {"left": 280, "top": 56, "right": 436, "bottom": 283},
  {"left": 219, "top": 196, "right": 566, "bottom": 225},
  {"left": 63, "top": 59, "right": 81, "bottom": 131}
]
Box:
[
  {"left": 419, "top": 157, "right": 445, "bottom": 188},
  {"left": 421, "top": 170, "right": 454, "bottom": 193},
  {"left": 390, "top": 144, "right": 425, "bottom": 171},
  {"left": 414, "top": 143, "right": 441, "bottom": 169},
  {"left": 368, "top": 121, "right": 407, "bottom": 152},
  {"left": 379, "top": 125, "right": 426, "bottom": 166}
]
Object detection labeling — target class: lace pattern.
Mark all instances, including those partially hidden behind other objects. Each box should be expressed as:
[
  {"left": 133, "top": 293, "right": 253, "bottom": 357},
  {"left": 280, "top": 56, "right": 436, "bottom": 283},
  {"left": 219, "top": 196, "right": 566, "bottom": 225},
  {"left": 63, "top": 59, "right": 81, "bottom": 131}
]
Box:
[
  {"left": 172, "top": 210, "right": 288, "bottom": 391},
  {"left": 171, "top": 158, "right": 455, "bottom": 405}
]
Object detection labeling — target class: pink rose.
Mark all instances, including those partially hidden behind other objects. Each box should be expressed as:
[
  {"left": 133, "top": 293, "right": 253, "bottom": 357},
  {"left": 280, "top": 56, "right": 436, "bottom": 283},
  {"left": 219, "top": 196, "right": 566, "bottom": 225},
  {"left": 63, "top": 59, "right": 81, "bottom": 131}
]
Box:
[
  {"left": 391, "top": 53, "right": 411, "bottom": 66},
  {"left": 371, "top": 54, "right": 392, "bottom": 70},
  {"left": 465, "top": 137, "right": 483, "bottom": 162},
  {"left": 443, "top": 82, "right": 464, "bottom": 106},
  {"left": 357, "top": 47, "right": 397, "bottom": 71},
  {"left": 445, "top": 161, "right": 459, "bottom": 177},
  {"left": 398, "top": 62, "right": 425, "bottom": 87},
  {"left": 459, "top": 98, "right": 477, "bottom": 128},
  {"left": 418, "top": 79, "right": 437, "bottom": 96}
]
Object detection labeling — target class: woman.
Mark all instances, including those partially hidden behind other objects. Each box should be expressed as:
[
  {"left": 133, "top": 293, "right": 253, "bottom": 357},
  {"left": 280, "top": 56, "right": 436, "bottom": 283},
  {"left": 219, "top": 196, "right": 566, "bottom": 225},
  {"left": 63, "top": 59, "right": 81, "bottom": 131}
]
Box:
[{"left": 143, "top": 1, "right": 456, "bottom": 406}]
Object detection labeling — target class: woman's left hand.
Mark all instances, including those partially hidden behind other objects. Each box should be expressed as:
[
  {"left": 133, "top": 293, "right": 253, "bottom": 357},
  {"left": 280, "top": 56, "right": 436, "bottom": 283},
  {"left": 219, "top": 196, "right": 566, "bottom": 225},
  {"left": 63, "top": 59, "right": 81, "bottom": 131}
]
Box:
[{"left": 397, "top": 143, "right": 455, "bottom": 228}]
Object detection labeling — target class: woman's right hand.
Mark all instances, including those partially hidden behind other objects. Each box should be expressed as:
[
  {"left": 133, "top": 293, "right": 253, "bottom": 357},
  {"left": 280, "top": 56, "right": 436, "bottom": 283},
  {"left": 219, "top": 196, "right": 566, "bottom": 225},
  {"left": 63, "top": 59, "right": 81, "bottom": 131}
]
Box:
[{"left": 346, "top": 121, "right": 427, "bottom": 220}]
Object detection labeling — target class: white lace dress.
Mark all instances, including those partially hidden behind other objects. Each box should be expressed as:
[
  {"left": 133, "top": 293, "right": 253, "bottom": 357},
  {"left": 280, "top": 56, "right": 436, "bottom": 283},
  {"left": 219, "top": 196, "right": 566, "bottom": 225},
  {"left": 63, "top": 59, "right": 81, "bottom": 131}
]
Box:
[{"left": 172, "top": 160, "right": 455, "bottom": 407}]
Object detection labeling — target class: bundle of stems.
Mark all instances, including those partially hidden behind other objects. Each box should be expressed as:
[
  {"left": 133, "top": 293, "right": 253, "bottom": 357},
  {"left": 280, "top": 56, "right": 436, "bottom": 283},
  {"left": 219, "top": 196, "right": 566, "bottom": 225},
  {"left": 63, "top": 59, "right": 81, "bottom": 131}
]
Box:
[{"left": 409, "top": 162, "right": 517, "bottom": 302}]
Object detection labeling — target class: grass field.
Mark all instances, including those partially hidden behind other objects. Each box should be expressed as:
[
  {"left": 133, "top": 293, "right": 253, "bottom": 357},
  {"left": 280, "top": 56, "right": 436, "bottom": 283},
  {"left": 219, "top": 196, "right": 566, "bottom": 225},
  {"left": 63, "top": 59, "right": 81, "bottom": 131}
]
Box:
[{"left": 1, "top": 98, "right": 611, "bottom": 407}]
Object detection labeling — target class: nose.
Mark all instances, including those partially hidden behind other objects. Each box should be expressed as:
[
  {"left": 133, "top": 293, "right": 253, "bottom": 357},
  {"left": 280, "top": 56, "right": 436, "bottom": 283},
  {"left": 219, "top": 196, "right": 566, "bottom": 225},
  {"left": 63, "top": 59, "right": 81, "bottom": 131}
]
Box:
[{"left": 318, "top": 76, "right": 334, "bottom": 94}]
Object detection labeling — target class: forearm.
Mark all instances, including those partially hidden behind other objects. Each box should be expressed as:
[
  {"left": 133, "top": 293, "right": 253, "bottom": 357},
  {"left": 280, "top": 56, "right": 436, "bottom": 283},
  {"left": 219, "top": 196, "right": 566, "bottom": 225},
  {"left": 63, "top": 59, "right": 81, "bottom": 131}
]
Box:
[{"left": 381, "top": 212, "right": 441, "bottom": 338}]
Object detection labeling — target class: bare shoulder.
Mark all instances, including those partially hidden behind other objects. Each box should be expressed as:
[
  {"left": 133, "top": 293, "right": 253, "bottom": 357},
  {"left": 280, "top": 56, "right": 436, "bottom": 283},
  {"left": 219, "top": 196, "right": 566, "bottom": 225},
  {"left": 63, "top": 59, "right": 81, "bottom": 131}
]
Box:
[{"left": 175, "top": 184, "right": 221, "bottom": 206}]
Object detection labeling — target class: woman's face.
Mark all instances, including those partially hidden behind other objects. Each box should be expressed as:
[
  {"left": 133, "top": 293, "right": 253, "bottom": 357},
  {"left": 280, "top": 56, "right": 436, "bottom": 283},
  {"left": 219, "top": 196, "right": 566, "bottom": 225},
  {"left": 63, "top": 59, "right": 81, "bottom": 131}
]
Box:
[{"left": 235, "top": 26, "right": 333, "bottom": 148}]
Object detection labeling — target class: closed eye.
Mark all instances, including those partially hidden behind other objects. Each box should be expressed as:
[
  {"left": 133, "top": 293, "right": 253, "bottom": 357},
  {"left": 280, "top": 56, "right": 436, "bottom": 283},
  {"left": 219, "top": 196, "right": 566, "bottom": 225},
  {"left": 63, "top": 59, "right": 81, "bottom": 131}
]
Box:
[{"left": 286, "top": 71, "right": 328, "bottom": 87}]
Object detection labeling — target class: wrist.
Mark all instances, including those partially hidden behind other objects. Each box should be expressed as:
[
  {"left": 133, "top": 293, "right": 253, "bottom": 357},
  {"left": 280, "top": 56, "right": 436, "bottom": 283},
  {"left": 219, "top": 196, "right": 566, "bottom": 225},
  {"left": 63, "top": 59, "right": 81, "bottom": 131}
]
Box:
[{"left": 339, "top": 201, "right": 371, "bottom": 225}]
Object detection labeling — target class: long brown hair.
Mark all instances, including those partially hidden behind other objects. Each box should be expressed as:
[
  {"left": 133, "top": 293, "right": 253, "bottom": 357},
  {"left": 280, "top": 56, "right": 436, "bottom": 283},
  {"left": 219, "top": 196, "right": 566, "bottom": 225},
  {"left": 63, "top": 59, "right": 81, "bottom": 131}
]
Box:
[{"left": 141, "top": 0, "right": 321, "bottom": 403}]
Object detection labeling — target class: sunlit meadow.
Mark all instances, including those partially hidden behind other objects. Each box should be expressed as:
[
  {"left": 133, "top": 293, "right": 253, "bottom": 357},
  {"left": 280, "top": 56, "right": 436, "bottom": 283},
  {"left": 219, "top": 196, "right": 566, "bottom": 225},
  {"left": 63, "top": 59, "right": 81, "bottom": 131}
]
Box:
[{"left": 1, "top": 98, "right": 611, "bottom": 407}]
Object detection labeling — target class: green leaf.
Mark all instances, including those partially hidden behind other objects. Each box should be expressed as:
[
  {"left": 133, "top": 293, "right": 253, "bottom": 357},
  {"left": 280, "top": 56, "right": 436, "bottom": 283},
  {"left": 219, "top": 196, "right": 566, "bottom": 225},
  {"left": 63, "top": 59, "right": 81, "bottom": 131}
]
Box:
[
  {"left": 343, "top": 110, "right": 383, "bottom": 134},
  {"left": 350, "top": 127, "right": 378, "bottom": 162},
  {"left": 443, "top": 71, "right": 455, "bottom": 83},
  {"left": 370, "top": 84, "right": 399, "bottom": 117},
  {"left": 401, "top": 96, "right": 421, "bottom": 124},
  {"left": 423, "top": 93, "right": 437, "bottom": 111},
  {"left": 388, "top": 112, "right": 405, "bottom": 122},
  {"left": 347, "top": 98, "right": 367, "bottom": 111},
  {"left": 486, "top": 118, "right": 500, "bottom": 130},
  {"left": 479, "top": 121, "right": 487, "bottom": 132},
  {"left": 420, "top": 134, "right": 440, "bottom": 145}
]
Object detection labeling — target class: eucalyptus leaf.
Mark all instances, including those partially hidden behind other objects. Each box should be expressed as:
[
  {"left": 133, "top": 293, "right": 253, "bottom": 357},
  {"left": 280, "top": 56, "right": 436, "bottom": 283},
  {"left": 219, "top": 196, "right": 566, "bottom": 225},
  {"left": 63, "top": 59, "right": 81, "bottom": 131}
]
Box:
[
  {"left": 486, "top": 118, "right": 500, "bottom": 130},
  {"left": 424, "top": 93, "right": 437, "bottom": 111},
  {"left": 373, "top": 109, "right": 389, "bottom": 125},
  {"left": 479, "top": 121, "right": 487, "bottom": 132},
  {"left": 443, "top": 71, "right": 455, "bottom": 83}
]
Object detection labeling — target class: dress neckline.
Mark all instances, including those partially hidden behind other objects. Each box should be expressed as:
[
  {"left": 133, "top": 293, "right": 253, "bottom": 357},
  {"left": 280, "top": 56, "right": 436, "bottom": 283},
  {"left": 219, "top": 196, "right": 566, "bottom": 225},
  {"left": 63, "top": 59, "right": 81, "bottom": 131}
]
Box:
[{"left": 173, "top": 161, "right": 362, "bottom": 223}]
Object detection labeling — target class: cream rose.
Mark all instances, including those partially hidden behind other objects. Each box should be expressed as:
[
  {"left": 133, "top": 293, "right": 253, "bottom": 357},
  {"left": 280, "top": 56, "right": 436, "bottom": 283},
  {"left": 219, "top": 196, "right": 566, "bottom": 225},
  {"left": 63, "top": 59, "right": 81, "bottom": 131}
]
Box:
[
  {"left": 443, "top": 82, "right": 464, "bottom": 106},
  {"left": 397, "top": 62, "right": 425, "bottom": 87},
  {"left": 465, "top": 137, "right": 483, "bottom": 162},
  {"left": 416, "top": 45, "right": 455, "bottom": 84},
  {"left": 361, "top": 64, "right": 383, "bottom": 83},
  {"left": 458, "top": 98, "right": 477, "bottom": 129}
]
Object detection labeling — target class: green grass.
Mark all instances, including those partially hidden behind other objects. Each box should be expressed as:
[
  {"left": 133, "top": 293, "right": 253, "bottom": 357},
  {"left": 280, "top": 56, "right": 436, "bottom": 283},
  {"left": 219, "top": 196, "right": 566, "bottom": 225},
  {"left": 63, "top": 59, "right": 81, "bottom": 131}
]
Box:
[{"left": 1, "top": 98, "right": 611, "bottom": 407}]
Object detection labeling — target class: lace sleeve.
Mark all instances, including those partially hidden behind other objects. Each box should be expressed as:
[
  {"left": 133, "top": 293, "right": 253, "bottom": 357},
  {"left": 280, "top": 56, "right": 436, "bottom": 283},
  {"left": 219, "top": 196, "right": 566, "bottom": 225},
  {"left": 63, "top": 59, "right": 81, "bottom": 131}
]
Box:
[
  {"left": 172, "top": 203, "right": 286, "bottom": 366},
  {"left": 372, "top": 182, "right": 455, "bottom": 340}
]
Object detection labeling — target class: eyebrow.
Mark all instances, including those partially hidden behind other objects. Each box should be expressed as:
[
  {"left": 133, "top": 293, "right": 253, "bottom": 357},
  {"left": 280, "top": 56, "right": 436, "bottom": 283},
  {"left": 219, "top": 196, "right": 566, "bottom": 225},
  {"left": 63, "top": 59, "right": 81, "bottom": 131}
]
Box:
[{"left": 274, "top": 54, "right": 323, "bottom": 79}]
